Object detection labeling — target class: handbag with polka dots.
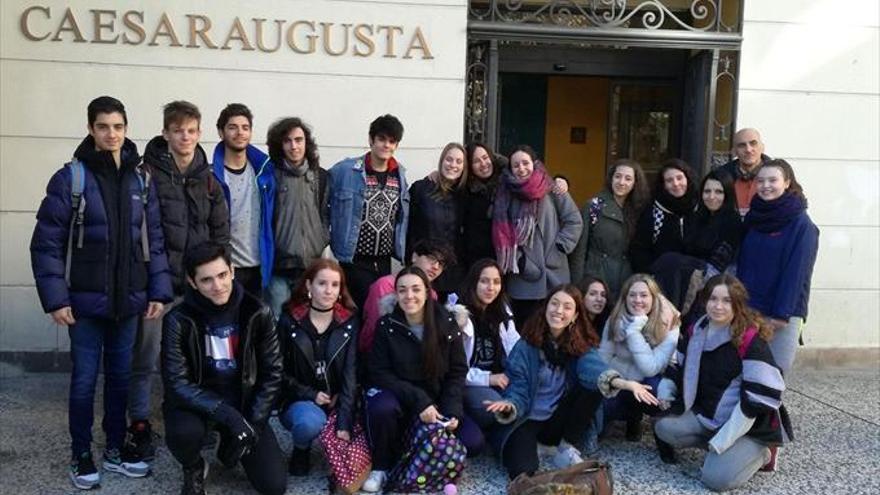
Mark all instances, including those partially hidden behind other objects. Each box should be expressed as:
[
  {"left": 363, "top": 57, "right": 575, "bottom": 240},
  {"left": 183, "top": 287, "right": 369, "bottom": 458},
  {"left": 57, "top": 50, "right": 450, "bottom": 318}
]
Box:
[
  {"left": 387, "top": 419, "right": 467, "bottom": 493},
  {"left": 318, "top": 410, "right": 372, "bottom": 494}
]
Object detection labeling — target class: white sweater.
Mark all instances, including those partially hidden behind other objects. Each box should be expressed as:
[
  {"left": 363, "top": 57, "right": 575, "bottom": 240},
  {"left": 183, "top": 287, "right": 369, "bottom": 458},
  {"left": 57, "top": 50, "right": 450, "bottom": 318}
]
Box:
[{"left": 598, "top": 315, "right": 679, "bottom": 382}]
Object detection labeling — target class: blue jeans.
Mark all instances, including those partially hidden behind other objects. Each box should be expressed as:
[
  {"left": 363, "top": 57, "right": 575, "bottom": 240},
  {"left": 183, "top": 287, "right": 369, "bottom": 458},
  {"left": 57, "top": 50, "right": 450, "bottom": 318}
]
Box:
[
  {"left": 68, "top": 315, "right": 138, "bottom": 456},
  {"left": 280, "top": 400, "right": 327, "bottom": 449},
  {"left": 463, "top": 386, "right": 504, "bottom": 429},
  {"left": 267, "top": 274, "right": 296, "bottom": 320}
]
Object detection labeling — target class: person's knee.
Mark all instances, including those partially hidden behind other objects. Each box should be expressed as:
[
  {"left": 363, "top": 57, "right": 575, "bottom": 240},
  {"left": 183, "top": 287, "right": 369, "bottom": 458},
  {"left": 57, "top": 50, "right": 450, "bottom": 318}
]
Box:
[
  {"left": 367, "top": 391, "right": 401, "bottom": 419},
  {"left": 701, "top": 468, "right": 742, "bottom": 492}
]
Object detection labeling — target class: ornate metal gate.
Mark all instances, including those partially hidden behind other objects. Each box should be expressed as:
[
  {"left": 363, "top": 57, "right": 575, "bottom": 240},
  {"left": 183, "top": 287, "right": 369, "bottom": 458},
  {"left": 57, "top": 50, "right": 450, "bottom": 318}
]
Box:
[{"left": 465, "top": 0, "right": 744, "bottom": 170}]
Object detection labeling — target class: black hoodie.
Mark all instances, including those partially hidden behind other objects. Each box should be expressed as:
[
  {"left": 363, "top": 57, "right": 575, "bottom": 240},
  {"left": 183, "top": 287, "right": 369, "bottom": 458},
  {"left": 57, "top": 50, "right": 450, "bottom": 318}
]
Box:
[{"left": 144, "top": 136, "right": 230, "bottom": 293}]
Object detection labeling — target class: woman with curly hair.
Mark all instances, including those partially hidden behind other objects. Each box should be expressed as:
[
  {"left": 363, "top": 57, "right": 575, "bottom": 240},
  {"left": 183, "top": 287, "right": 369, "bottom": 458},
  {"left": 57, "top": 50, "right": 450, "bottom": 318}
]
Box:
[
  {"left": 655, "top": 274, "right": 792, "bottom": 491},
  {"left": 484, "top": 284, "right": 656, "bottom": 479}
]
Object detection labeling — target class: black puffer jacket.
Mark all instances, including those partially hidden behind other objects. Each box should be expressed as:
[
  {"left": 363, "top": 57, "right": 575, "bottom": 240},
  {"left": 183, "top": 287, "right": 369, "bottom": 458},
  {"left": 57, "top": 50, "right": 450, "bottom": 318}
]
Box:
[
  {"left": 144, "top": 136, "right": 230, "bottom": 294},
  {"left": 368, "top": 305, "right": 467, "bottom": 419},
  {"left": 278, "top": 304, "right": 358, "bottom": 433},
  {"left": 629, "top": 199, "right": 695, "bottom": 273},
  {"left": 161, "top": 284, "right": 282, "bottom": 426}
]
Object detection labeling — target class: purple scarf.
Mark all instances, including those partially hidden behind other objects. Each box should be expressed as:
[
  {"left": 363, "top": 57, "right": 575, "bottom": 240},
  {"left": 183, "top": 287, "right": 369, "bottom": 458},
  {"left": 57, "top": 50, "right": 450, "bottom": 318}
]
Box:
[
  {"left": 492, "top": 162, "right": 553, "bottom": 273},
  {"left": 745, "top": 192, "right": 805, "bottom": 233}
]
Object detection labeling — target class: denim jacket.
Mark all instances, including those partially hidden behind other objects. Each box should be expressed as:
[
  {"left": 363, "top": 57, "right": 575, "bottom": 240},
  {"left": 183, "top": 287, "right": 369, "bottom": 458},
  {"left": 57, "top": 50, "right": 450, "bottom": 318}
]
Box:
[{"left": 327, "top": 155, "right": 410, "bottom": 263}]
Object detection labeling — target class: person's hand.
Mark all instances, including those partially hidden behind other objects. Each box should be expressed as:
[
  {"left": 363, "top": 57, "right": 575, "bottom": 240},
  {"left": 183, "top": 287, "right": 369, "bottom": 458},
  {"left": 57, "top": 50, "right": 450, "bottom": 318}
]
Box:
[
  {"left": 315, "top": 392, "right": 332, "bottom": 406},
  {"left": 768, "top": 318, "right": 787, "bottom": 331},
  {"left": 489, "top": 373, "right": 510, "bottom": 389},
  {"left": 484, "top": 400, "right": 514, "bottom": 414},
  {"left": 627, "top": 382, "right": 659, "bottom": 406},
  {"left": 51, "top": 306, "right": 75, "bottom": 326},
  {"left": 426, "top": 170, "right": 441, "bottom": 184},
  {"left": 419, "top": 405, "right": 441, "bottom": 424},
  {"left": 553, "top": 178, "right": 569, "bottom": 195},
  {"left": 144, "top": 301, "right": 164, "bottom": 320},
  {"left": 444, "top": 417, "right": 459, "bottom": 431},
  {"left": 336, "top": 430, "right": 351, "bottom": 442}
]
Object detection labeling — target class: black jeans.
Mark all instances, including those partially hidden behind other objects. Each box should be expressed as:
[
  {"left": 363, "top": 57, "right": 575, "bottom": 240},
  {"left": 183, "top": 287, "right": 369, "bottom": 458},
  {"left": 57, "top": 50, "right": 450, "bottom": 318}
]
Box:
[
  {"left": 164, "top": 406, "right": 286, "bottom": 495},
  {"left": 342, "top": 256, "right": 391, "bottom": 312},
  {"left": 502, "top": 385, "right": 602, "bottom": 479}
]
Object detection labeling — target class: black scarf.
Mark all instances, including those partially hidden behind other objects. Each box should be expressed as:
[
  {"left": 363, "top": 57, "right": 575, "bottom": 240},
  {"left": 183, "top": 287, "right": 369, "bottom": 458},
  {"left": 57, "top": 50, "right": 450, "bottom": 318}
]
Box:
[
  {"left": 655, "top": 186, "right": 697, "bottom": 218},
  {"left": 745, "top": 192, "right": 805, "bottom": 233},
  {"left": 184, "top": 280, "right": 245, "bottom": 327},
  {"left": 541, "top": 333, "right": 569, "bottom": 369}
]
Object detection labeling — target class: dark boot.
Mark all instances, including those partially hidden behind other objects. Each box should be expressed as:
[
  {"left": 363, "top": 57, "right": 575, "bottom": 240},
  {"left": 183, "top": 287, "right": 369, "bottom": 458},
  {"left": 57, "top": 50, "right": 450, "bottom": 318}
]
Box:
[
  {"left": 289, "top": 447, "right": 311, "bottom": 476},
  {"left": 181, "top": 457, "right": 208, "bottom": 495},
  {"left": 654, "top": 432, "right": 678, "bottom": 464},
  {"left": 127, "top": 420, "right": 157, "bottom": 462},
  {"left": 625, "top": 415, "right": 643, "bottom": 441}
]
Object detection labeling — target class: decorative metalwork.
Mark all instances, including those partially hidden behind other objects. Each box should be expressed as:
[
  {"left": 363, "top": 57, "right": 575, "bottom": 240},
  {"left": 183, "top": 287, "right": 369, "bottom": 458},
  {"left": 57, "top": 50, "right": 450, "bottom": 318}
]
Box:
[
  {"left": 469, "top": 0, "right": 740, "bottom": 33},
  {"left": 465, "top": 41, "right": 490, "bottom": 144},
  {"left": 710, "top": 50, "right": 739, "bottom": 167}
]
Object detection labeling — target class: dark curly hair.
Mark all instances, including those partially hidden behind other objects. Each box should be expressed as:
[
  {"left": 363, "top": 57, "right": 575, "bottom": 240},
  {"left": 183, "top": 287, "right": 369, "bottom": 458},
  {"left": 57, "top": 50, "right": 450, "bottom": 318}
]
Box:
[{"left": 266, "top": 117, "right": 320, "bottom": 169}]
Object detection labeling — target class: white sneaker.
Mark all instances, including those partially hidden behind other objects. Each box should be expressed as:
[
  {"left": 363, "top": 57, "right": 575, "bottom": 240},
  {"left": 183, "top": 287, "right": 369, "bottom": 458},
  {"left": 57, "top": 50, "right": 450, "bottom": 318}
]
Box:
[
  {"left": 552, "top": 443, "right": 584, "bottom": 468},
  {"left": 362, "top": 470, "right": 387, "bottom": 493}
]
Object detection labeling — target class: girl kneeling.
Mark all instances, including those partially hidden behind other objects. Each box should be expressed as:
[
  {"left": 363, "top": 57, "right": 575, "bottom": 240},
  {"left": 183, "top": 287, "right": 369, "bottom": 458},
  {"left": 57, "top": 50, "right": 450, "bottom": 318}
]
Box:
[
  {"left": 654, "top": 274, "right": 791, "bottom": 492},
  {"left": 278, "top": 259, "right": 359, "bottom": 476},
  {"left": 485, "top": 285, "right": 655, "bottom": 479},
  {"left": 363, "top": 266, "right": 483, "bottom": 492}
]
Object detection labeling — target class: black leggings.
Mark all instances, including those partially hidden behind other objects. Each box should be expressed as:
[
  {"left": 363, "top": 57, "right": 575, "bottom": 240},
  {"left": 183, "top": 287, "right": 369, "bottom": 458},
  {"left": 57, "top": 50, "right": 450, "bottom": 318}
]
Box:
[
  {"left": 164, "top": 406, "right": 286, "bottom": 495},
  {"left": 502, "top": 385, "right": 602, "bottom": 479}
]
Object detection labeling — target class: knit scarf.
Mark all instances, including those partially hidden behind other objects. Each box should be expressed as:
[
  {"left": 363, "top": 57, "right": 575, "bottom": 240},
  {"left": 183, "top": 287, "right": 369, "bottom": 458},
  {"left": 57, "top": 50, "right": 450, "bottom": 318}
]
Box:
[
  {"left": 745, "top": 192, "right": 805, "bottom": 233},
  {"left": 655, "top": 186, "right": 697, "bottom": 218},
  {"left": 541, "top": 333, "right": 569, "bottom": 369},
  {"left": 492, "top": 163, "right": 553, "bottom": 273}
]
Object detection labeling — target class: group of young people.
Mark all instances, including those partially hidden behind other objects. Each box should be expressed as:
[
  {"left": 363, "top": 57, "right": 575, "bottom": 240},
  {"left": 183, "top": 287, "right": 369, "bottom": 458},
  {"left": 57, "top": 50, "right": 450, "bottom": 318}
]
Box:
[{"left": 30, "top": 95, "right": 818, "bottom": 494}]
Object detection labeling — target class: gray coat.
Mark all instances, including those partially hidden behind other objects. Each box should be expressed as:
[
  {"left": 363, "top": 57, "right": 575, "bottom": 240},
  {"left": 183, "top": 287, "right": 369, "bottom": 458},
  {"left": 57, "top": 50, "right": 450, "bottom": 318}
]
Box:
[
  {"left": 507, "top": 192, "right": 583, "bottom": 300},
  {"left": 569, "top": 190, "right": 632, "bottom": 298}
]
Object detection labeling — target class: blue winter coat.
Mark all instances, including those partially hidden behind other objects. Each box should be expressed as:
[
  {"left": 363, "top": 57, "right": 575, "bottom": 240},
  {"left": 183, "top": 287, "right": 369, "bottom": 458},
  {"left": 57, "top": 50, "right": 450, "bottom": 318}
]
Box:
[
  {"left": 327, "top": 155, "right": 410, "bottom": 263},
  {"left": 737, "top": 212, "right": 819, "bottom": 321},
  {"left": 212, "top": 143, "right": 276, "bottom": 288},
  {"left": 30, "top": 137, "right": 173, "bottom": 319},
  {"left": 488, "top": 340, "right": 608, "bottom": 457}
]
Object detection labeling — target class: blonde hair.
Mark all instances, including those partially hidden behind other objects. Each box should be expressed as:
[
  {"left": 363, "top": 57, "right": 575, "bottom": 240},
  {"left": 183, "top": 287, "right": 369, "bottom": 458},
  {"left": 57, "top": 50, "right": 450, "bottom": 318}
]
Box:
[
  {"left": 435, "top": 142, "right": 468, "bottom": 195},
  {"left": 607, "top": 273, "right": 670, "bottom": 346}
]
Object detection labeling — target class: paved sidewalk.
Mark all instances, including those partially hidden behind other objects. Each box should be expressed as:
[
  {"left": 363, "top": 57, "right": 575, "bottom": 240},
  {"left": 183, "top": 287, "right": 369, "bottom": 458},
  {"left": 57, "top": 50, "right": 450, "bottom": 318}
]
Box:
[{"left": 0, "top": 365, "right": 877, "bottom": 494}]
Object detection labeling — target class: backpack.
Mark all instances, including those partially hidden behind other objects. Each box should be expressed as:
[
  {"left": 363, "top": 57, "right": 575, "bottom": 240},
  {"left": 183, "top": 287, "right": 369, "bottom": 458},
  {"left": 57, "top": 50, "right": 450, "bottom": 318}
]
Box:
[
  {"left": 387, "top": 419, "right": 467, "bottom": 493},
  {"left": 64, "top": 159, "right": 152, "bottom": 286}
]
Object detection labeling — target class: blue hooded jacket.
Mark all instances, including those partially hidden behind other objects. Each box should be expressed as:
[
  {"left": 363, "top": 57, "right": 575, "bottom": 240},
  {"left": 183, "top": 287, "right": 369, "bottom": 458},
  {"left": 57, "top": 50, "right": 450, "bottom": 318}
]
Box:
[{"left": 212, "top": 143, "right": 276, "bottom": 288}]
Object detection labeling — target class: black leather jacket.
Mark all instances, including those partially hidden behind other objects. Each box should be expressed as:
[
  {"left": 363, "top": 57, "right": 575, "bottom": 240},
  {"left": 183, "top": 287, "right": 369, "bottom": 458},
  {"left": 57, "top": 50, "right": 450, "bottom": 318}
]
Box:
[
  {"left": 278, "top": 304, "right": 358, "bottom": 433},
  {"left": 161, "top": 288, "right": 282, "bottom": 425}
]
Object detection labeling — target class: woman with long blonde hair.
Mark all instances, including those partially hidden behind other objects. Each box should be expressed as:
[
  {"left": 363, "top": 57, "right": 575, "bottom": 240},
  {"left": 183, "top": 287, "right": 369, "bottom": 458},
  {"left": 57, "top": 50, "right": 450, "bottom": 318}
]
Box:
[{"left": 598, "top": 273, "right": 680, "bottom": 440}]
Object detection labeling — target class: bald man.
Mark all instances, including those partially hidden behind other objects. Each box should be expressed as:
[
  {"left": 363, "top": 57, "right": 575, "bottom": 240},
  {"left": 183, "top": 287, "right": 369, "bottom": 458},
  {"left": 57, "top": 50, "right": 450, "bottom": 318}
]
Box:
[{"left": 718, "top": 128, "right": 771, "bottom": 215}]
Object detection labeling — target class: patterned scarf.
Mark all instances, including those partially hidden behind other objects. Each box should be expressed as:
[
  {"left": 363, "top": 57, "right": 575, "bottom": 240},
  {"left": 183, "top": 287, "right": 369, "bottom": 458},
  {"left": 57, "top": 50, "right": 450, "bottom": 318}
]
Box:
[{"left": 492, "top": 162, "right": 553, "bottom": 273}]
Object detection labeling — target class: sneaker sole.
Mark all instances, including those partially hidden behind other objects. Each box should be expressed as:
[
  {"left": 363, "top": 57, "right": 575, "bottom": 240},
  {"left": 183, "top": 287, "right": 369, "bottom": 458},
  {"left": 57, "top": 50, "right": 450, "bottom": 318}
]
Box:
[
  {"left": 69, "top": 472, "right": 100, "bottom": 490},
  {"left": 103, "top": 461, "right": 151, "bottom": 478}
]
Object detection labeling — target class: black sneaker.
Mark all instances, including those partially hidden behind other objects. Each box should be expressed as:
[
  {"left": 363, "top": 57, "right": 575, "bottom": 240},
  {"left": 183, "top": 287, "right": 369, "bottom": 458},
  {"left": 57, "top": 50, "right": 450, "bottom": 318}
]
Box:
[
  {"left": 69, "top": 451, "right": 101, "bottom": 490},
  {"left": 289, "top": 447, "right": 311, "bottom": 476},
  {"left": 103, "top": 446, "right": 151, "bottom": 478},
  {"left": 181, "top": 457, "right": 209, "bottom": 495},
  {"left": 625, "top": 416, "right": 643, "bottom": 442},
  {"left": 127, "top": 420, "right": 157, "bottom": 462}
]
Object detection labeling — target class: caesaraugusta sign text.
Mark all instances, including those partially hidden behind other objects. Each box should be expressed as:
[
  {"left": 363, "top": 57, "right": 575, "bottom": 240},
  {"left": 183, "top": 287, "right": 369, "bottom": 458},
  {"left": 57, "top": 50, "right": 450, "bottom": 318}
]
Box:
[{"left": 19, "top": 6, "right": 435, "bottom": 59}]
